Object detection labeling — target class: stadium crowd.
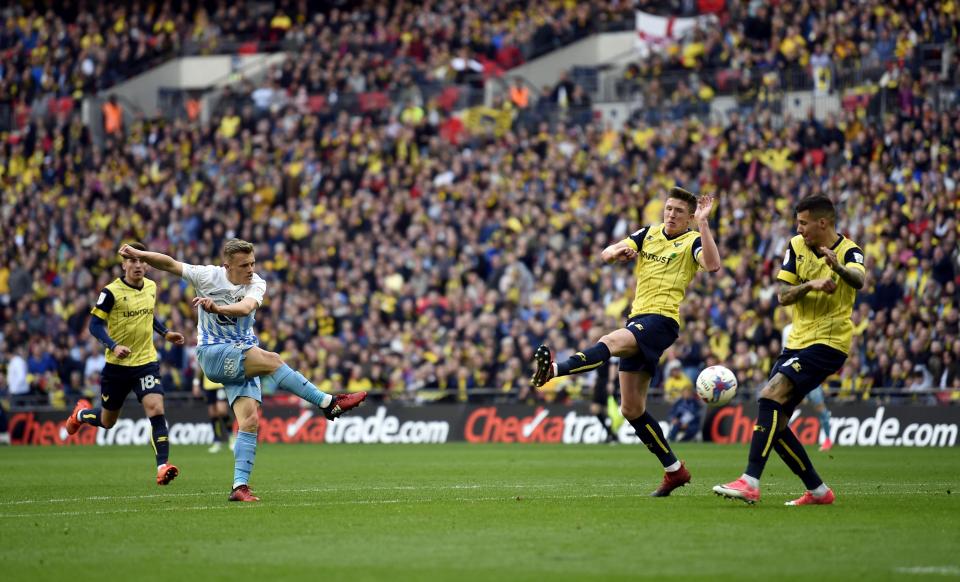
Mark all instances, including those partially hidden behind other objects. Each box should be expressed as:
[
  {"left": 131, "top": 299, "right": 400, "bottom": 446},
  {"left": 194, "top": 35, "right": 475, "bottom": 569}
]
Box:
[{"left": 0, "top": 0, "right": 958, "bottom": 411}]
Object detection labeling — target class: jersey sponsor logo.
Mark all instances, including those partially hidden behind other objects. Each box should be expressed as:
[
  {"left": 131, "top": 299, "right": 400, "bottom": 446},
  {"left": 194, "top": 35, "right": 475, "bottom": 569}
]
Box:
[
  {"left": 120, "top": 308, "right": 153, "bottom": 317},
  {"left": 639, "top": 250, "right": 671, "bottom": 264}
]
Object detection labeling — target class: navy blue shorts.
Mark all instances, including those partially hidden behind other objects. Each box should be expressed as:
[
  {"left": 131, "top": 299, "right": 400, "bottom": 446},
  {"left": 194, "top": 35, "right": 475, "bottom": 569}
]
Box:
[
  {"left": 619, "top": 314, "right": 680, "bottom": 375},
  {"left": 770, "top": 345, "right": 847, "bottom": 410},
  {"left": 204, "top": 387, "right": 227, "bottom": 406},
  {"left": 100, "top": 362, "right": 163, "bottom": 411}
]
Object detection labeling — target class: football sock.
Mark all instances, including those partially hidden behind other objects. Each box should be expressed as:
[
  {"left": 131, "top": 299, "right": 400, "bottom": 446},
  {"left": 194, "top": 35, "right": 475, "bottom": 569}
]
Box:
[
  {"left": 745, "top": 398, "right": 783, "bottom": 481},
  {"left": 596, "top": 412, "right": 617, "bottom": 441},
  {"left": 773, "top": 426, "right": 823, "bottom": 491},
  {"left": 556, "top": 343, "right": 610, "bottom": 376},
  {"left": 233, "top": 431, "right": 258, "bottom": 488},
  {"left": 220, "top": 415, "right": 232, "bottom": 442},
  {"left": 269, "top": 364, "right": 333, "bottom": 408},
  {"left": 78, "top": 407, "right": 104, "bottom": 428},
  {"left": 818, "top": 408, "right": 832, "bottom": 440},
  {"left": 628, "top": 411, "right": 678, "bottom": 468},
  {"left": 149, "top": 415, "right": 170, "bottom": 466},
  {"left": 810, "top": 483, "right": 831, "bottom": 497},
  {"left": 211, "top": 416, "right": 222, "bottom": 440}
]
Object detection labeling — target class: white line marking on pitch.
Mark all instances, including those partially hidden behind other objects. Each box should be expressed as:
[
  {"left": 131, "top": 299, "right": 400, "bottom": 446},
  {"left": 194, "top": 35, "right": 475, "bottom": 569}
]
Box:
[
  {"left": 0, "top": 492, "right": 644, "bottom": 519},
  {"left": 894, "top": 566, "right": 960, "bottom": 576}
]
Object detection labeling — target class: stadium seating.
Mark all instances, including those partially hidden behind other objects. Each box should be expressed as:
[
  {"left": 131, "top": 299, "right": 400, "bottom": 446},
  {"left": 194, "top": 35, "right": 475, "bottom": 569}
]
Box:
[{"left": 0, "top": 0, "right": 957, "bottom": 409}]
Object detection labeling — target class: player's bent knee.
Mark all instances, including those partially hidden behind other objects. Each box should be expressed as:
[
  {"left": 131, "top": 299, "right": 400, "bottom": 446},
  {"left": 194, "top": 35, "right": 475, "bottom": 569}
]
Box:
[
  {"left": 620, "top": 403, "right": 645, "bottom": 420},
  {"left": 101, "top": 417, "right": 117, "bottom": 429}
]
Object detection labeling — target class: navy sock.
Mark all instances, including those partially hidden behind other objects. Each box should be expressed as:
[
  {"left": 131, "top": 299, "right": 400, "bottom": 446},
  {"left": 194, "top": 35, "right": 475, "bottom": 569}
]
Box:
[
  {"left": 774, "top": 427, "right": 824, "bottom": 490},
  {"left": 149, "top": 415, "right": 170, "bottom": 466},
  {"left": 220, "top": 415, "right": 232, "bottom": 442},
  {"left": 211, "top": 417, "right": 222, "bottom": 440},
  {"left": 79, "top": 407, "right": 104, "bottom": 428},
  {"left": 745, "top": 398, "right": 783, "bottom": 480},
  {"left": 557, "top": 343, "right": 611, "bottom": 377},
  {"left": 596, "top": 412, "right": 616, "bottom": 441},
  {"left": 627, "top": 411, "right": 678, "bottom": 468}
]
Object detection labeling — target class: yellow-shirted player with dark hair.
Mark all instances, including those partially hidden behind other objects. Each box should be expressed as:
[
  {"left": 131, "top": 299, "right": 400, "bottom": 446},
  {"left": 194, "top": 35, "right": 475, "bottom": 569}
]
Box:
[
  {"left": 532, "top": 187, "right": 722, "bottom": 496},
  {"left": 65, "top": 242, "right": 186, "bottom": 485},
  {"left": 715, "top": 195, "right": 865, "bottom": 506}
]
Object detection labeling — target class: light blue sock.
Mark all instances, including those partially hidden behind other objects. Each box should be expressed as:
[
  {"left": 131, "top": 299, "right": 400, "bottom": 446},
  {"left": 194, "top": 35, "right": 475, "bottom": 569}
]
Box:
[
  {"left": 269, "top": 364, "right": 332, "bottom": 408},
  {"left": 232, "top": 431, "right": 258, "bottom": 489},
  {"left": 819, "top": 409, "right": 832, "bottom": 439}
]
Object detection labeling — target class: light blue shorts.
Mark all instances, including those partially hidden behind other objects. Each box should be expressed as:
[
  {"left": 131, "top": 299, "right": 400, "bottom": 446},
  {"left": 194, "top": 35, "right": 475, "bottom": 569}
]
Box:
[
  {"left": 197, "top": 344, "right": 262, "bottom": 406},
  {"left": 805, "top": 386, "right": 826, "bottom": 406}
]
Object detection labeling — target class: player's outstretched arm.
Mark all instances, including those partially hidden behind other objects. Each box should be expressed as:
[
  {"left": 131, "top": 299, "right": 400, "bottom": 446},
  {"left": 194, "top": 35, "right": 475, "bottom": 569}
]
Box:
[
  {"left": 119, "top": 244, "right": 184, "bottom": 277},
  {"left": 601, "top": 241, "right": 638, "bottom": 264},
  {"left": 694, "top": 194, "right": 722, "bottom": 272}
]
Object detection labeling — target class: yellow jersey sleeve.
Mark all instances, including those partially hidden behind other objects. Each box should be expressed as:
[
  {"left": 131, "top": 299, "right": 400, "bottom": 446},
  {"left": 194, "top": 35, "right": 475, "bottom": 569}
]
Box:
[
  {"left": 776, "top": 240, "right": 800, "bottom": 285},
  {"left": 843, "top": 245, "right": 866, "bottom": 273},
  {"left": 90, "top": 288, "right": 115, "bottom": 320}
]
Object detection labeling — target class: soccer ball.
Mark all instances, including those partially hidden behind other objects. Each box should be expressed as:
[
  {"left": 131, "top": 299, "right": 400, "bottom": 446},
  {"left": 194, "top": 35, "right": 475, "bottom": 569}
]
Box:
[{"left": 695, "top": 365, "right": 738, "bottom": 407}]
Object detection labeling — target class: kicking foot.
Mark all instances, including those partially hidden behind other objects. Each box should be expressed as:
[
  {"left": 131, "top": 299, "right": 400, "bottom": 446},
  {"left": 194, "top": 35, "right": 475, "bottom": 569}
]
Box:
[
  {"left": 713, "top": 478, "right": 760, "bottom": 504},
  {"left": 229, "top": 484, "right": 260, "bottom": 502},
  {"left": 323, "top": 391, "right": 368, "bottom": 420},
  {"left": 156, "top": 463, "right": 179, "bottom": 486},
  {"left": 531, "top": 345, "right": 555, "bottom": 388},
  {"left": 785, "top": 489, "right": 835, "bottom": 506},
  {"left": 64, "top": 399, "right": 92, "bottom": 436},
  {"left": 819, "top": 438, "right": 833, "bottom": 452},
  {"left": 651, "top": 462, "right": 691, "bottom": 497}
]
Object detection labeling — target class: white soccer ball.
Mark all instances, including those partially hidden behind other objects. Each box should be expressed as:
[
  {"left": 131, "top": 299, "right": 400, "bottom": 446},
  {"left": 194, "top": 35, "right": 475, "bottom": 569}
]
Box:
[{"left": 695, "top": 365, "right": 738, "bottom": 407}]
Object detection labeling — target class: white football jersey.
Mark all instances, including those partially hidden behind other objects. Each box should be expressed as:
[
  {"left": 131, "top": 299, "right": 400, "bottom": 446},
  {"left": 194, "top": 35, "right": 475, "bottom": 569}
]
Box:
[{"left": 181, "top": 264, "right": 266, "bottom": 347}]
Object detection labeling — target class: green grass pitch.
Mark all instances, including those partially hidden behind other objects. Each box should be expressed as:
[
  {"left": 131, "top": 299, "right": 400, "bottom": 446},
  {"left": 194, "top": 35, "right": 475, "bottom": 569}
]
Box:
[{"left": 1, "top": 443, "right": 958, "bottom": 581}]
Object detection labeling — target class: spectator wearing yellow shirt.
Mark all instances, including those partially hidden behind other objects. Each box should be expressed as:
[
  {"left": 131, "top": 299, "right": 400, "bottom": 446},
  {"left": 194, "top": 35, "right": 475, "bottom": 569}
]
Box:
[{"left": 663, "top": 362, "right": 693, "bottom": 402}]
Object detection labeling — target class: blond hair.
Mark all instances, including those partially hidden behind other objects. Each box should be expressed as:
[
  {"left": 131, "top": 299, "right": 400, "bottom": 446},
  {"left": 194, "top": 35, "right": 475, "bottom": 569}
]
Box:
[{"left": 222, "top": 239, "right": 255, "bottom": 260}]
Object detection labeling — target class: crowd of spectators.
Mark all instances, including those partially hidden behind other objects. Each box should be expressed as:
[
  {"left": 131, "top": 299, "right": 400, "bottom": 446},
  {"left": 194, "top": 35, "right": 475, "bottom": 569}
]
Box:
[
  {"left": 621, "top": 0, "right": 958, "bottom": 106},
  {"left": 0, "top": 0, "right": 958, "bottom": 412}
]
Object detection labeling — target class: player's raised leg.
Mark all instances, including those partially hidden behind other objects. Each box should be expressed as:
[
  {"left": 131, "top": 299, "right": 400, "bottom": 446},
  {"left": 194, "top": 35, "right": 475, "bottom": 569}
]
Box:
[
  {"left": 243, "top": 346, "right": 366, "bottom": 419},
  {"left": 620, "top": 369, "right": 691, "bottom": 496}
]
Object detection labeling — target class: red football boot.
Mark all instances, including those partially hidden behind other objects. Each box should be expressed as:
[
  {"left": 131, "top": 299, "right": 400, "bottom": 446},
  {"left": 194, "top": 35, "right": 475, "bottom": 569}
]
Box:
[
  {"left": 65, "top": 399, "right": 93, "bottom": 436},
  {"left": 713, "top": 478, "right": 761, "bottom": 504},
  {"left": 323, "top": 391, "right": 368, "bottom": 420},
  {"left": 229, "top": 484, "right": 260, "bottom": 502},
  {"left": 650, "top": 462, "right": 692, "bottom": 497},
  {"left": 156, "top": 463, "right": 179, "bottom": 486},
  {"left": 785, "top": 489, "right": 835, "bottom": 506}
]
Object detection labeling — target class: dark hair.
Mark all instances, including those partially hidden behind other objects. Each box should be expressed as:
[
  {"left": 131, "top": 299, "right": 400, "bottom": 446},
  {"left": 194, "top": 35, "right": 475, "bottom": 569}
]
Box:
[
  {"left": 667, "top": 186, "right": 697, "bottom": 213},
  {"left": 795, "top": 195, "right": 836, "bottom": 221},
  {"left": 126, "top": 241, "right": 146, "bottom": 252}
]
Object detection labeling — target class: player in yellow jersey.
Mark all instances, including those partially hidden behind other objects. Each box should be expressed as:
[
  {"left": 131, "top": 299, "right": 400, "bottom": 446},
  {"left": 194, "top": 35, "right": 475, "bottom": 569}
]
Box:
[
  {"left": 714, "top": 195, "right": 865, "bottom": 506},
  {"left": 64, "top": 242, "right": 186, "bottom": 485},
  {"left": 531, "top": 187, "right": 721, "bottom": 496}
]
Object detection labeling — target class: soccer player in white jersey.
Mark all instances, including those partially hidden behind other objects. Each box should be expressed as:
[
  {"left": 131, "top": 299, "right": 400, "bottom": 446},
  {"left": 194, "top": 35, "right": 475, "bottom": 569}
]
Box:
[{"left": 120, "top": 239, "right": 367, "bottom": 502}]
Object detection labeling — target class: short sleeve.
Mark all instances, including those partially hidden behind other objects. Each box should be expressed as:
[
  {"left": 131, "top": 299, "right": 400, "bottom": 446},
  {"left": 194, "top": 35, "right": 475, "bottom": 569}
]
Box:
[
  {"left": 844, "top": 246, "right": 866, "bottom": 272},
  {"left": 690, "top": 236, "right": 703, "bottom": 261},
  {"left": 624, "top": 226, "right": 649, "bottom": 252},
  {"left": 777, "top": 241, "right": 799, "bottom": 285},
  {"left": 90, "top": 288, "right": 115, "bottom": 320},
  {"left": 181, "top": 264, "right": 218, "bottom": 294},
  {"left": 246, "top": 276, "right": 266, "bottom": 306}
]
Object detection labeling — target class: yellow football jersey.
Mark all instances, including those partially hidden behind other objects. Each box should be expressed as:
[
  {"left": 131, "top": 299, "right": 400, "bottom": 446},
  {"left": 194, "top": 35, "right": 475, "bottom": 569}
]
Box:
[
  {"left": 777, "top": 234, "right": 865, "bottom": 354},
  {"left": 90, "top": 277, "right": 159, "bottom": 366},
  {"left": 622, "top": 224, "right": 703, "bottom": 324}
]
